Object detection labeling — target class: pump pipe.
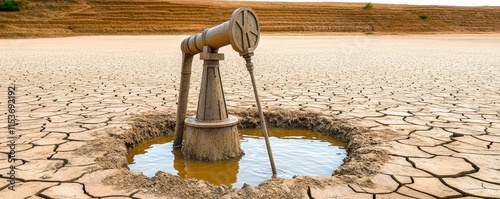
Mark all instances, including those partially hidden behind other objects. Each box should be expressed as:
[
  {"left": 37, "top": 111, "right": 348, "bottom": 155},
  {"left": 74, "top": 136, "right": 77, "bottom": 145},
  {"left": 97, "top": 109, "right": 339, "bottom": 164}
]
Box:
[
  {"left": 173, "top": 53, "right": 193, "bottom": 148},
  {"left": 243, "top": 51, "right": 277, "bottom": 177}
]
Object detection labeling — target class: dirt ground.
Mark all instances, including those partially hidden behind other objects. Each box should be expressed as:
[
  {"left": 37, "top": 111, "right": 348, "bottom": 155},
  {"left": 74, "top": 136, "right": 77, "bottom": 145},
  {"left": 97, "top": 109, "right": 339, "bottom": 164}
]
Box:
[
  {"left": 1, "top": 35, "right": 499, "bottom": 198},
  {"left": 90, "top": 109, "right": 396, "bottom": 198},
  {"left": 1, "top": 0, "right": 500, "bottom": 38}
]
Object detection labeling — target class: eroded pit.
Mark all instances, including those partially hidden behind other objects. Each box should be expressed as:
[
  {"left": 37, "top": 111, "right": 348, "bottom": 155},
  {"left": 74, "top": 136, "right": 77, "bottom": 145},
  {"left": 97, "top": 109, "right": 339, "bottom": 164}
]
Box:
[
  {"left": 84, "top": 109, "right": 394, "bottom": 198},
  {"left": 127, "top": 128, "right": 347, "bottom": 188}
]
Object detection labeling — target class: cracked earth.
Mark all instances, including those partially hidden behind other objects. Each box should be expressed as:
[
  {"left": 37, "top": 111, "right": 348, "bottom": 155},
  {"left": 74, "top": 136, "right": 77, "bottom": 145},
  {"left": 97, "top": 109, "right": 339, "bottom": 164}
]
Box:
[{"left": 1, "top": 35, "right": 499, "bottom": 198}]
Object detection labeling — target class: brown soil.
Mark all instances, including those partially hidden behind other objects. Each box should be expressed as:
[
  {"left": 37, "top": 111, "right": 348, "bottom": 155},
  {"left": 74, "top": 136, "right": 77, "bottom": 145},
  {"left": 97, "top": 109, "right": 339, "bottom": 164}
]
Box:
[
  {"left": 1, "top": 0, "right": 500, "bottom": 38},
  {"left": 77, "top": 108, "right": 399, "bottom": 198}
]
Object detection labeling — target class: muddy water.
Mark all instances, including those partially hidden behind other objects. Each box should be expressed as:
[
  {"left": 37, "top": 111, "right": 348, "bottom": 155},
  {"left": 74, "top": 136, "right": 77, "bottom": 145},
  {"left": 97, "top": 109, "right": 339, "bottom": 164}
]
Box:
[{"left": 127, "top": 128, "right": 347, "bottom": 188}]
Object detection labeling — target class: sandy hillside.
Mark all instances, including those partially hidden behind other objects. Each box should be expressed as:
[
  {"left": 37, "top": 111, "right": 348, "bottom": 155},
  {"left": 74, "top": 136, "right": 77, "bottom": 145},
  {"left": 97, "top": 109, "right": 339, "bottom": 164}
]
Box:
[{"left": 1, "top": 0, "right": 499, "bottom": 38}]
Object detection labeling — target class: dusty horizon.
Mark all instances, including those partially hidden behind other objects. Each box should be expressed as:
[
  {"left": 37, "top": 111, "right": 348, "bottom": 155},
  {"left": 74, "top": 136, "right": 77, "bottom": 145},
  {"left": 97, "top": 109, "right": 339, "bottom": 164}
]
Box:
[{"left": 1, "top": 0, "right": 499, "bottom": 38}]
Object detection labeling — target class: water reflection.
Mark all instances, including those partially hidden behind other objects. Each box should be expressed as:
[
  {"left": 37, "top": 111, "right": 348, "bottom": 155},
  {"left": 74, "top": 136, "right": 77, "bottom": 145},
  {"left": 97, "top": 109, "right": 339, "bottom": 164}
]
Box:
[
  {"left": 127, "top": 128, "right": 347, "bottom": 188},
  {"left": 173, "top": 148, "right": 240, "bottom": 186}
]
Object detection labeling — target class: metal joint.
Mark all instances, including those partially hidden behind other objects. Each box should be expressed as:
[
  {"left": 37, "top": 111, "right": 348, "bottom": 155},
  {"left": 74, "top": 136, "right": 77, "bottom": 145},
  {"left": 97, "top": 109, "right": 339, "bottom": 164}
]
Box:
[
  {"left": 193, "top": 34, "right": 202, "bottom": 53},
  {"left": 200, "top": 46, "right": 224, "bottom": 61},
  {"left": 202, "top": 28, "right": 209, "bottom": 47}
]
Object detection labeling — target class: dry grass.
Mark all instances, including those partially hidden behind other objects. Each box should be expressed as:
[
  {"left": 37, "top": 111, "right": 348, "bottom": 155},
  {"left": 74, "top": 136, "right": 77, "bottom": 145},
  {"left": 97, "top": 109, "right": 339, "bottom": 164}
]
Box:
[{"left": 1, "top": 0, "right": 499, "bottom": 38}]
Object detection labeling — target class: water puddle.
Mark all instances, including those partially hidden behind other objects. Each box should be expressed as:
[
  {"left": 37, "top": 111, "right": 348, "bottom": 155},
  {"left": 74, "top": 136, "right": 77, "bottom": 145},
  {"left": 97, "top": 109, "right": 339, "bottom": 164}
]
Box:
[{"left": 127, "top": 128, "right": 347, "bottom": 188}]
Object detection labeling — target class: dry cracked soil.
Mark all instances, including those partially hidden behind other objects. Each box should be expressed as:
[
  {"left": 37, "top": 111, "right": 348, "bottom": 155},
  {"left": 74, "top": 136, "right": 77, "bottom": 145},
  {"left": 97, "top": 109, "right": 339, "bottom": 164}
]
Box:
[{"left": 1, "top": 35, "right": 500, "bottom": 198}]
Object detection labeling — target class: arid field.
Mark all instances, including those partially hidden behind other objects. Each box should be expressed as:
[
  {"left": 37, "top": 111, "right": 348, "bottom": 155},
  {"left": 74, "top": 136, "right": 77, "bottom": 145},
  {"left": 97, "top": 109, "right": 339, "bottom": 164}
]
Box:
[
  {"left": 1, "top": 0, "right": 500, "bottom": 38},
  {"left": 1, "top": 35, "right": 500, "bottom": 198},
  {"left": 1, "top": 0, "right": 500, "bottom": 198}
]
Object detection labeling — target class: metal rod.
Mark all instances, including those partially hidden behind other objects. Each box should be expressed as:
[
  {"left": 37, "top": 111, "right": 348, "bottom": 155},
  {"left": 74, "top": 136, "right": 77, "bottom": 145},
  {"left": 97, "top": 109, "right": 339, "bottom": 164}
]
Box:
[
  {"left": 173, "top": 53, "right": 194, "bottom": 148},
  {"left": 244, "top": 54, "right": 277, "bottom": 177}
]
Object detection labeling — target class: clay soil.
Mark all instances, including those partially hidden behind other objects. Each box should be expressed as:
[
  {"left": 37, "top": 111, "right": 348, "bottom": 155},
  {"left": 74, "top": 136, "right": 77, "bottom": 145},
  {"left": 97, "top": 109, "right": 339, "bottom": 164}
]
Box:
[
  {"left": 77, "top": 109, "right": 398, "bottom": 198},
  {"left": 1, "top": 0, "right": 500, "bottom": 38}
]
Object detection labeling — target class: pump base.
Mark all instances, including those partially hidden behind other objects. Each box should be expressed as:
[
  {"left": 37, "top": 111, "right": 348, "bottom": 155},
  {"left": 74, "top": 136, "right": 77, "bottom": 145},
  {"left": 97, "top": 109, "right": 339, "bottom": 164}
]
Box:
[{"left": 182, "top": 115, "right": 243, "bottom": 161}]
